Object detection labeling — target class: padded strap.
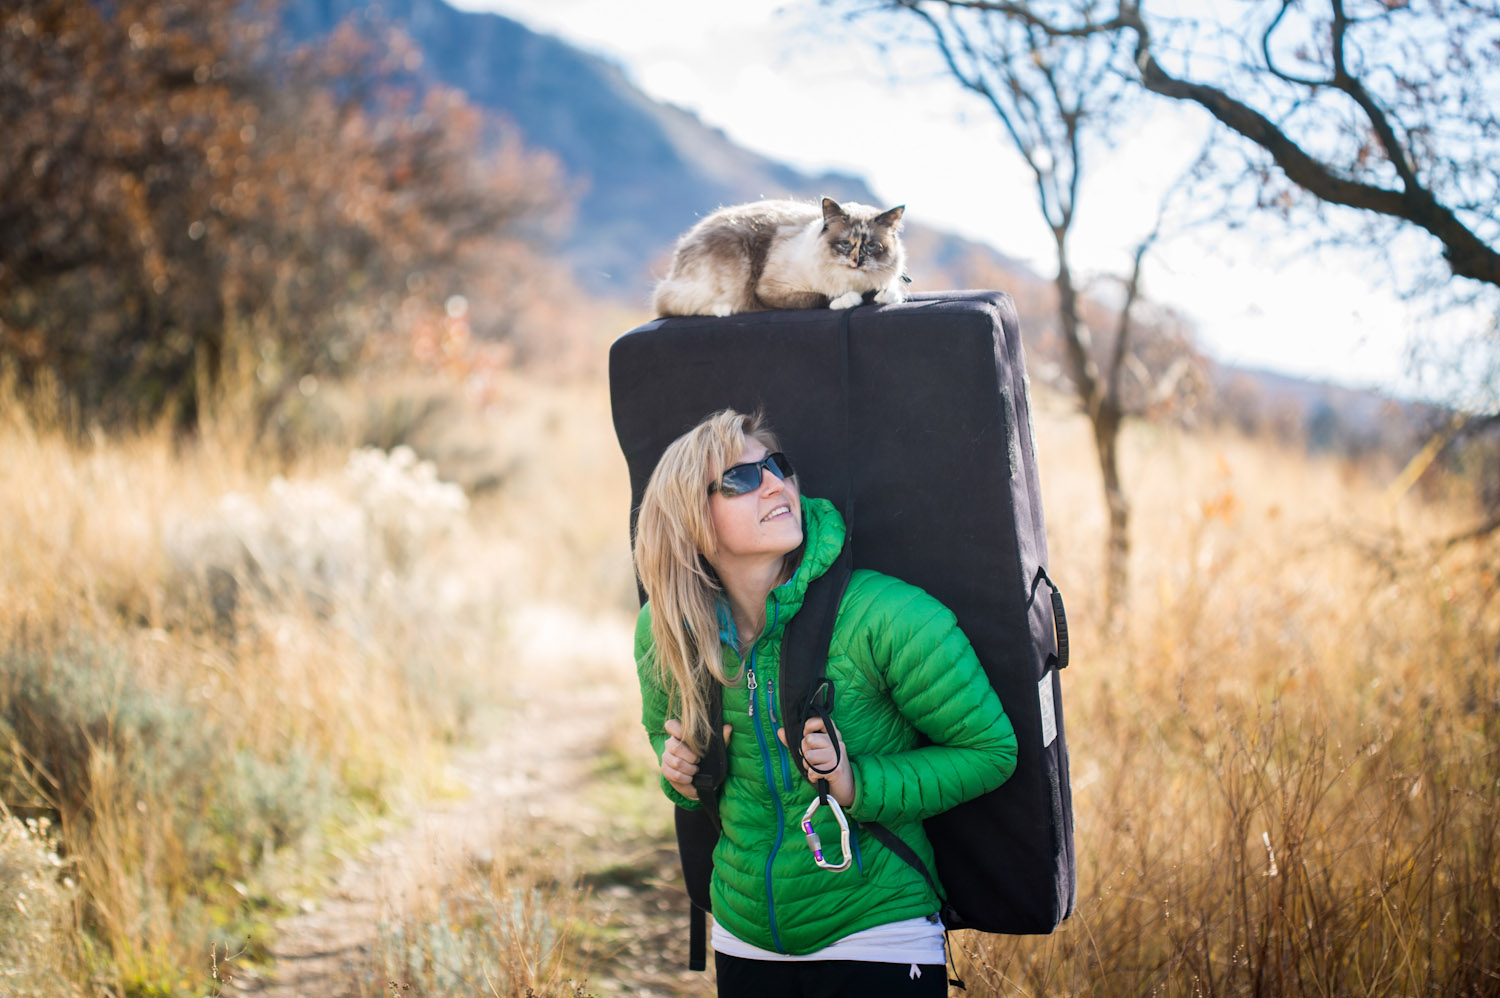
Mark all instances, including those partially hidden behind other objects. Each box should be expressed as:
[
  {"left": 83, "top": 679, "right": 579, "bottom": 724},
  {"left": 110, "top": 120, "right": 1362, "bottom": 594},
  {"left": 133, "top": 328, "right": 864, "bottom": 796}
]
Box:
[
  {"left": 688, "top": 903, "right": 708, "bottom": 972},
  {"left": 781, "top": 543, "right": 853, "bottom": 782},
  {"left": 690, "top": 675, "right": 727, "bottom": 828}
]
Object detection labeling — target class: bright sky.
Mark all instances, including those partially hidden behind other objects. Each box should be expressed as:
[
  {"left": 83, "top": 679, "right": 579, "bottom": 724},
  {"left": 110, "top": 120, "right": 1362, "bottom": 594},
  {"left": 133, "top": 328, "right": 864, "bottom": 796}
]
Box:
[{"left": 453, "top": 0, "right": 1471, "bottom": 396}]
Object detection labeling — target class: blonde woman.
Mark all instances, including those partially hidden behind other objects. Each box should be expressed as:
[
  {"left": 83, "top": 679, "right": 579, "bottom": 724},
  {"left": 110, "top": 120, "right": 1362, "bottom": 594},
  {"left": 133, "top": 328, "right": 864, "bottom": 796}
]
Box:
[{"left": 633, "top": 409, "right": 1018, "bottom": 997}]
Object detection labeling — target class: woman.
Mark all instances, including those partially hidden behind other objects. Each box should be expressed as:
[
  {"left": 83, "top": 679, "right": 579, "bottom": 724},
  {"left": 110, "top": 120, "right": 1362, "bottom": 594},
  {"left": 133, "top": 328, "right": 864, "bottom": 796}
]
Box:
[{"left": 632, "top": 409, "right": 1017, "bottom": 997}]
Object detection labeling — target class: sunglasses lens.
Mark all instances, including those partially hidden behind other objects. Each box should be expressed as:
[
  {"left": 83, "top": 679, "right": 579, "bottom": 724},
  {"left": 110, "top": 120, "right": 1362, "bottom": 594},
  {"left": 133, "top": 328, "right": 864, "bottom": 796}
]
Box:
[
  {"left": 713, "top": 452, "right": 795, "bottom": 496},
  {"left": 719, "top": 464, "right": 761, "bottom": 496}
]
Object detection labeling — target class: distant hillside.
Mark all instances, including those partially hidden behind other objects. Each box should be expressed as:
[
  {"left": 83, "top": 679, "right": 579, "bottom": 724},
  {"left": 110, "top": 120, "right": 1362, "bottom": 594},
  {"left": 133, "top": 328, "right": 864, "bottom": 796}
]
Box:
[
  {"left": 279, "top": 0, "right": 1036, "bottom": 304},
  {"left": 279, "top": 0, "right": 1433, "bottom": 459}
]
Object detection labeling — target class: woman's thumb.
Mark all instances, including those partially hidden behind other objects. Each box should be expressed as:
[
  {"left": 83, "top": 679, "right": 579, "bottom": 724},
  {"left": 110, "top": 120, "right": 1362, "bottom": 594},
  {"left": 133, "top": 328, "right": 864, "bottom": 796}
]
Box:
[{"left": 723, "top": 724, "right": 733, "bottom": 742}]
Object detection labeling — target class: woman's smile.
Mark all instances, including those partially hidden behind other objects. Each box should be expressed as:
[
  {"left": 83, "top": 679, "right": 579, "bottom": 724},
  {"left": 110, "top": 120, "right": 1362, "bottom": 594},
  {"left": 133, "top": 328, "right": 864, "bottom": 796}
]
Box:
[{"left": 760, "top": 503, "right": 793, "bottom": 523}]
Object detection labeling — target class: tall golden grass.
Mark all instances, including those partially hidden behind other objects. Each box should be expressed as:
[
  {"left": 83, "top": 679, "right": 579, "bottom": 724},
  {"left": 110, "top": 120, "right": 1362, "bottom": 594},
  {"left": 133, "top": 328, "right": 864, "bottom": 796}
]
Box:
[
  {"left": 0, "top": 368, "right": 532, "bottom": 995},
  {"left": 368, "top": 375, "right": 1498, "bottom": 997},
  {"left": 3, "top": 358, "right": 1494, "bottom": 997},
  {"left": 948, "top": 401, "right": 1500, "bottom": 995}
]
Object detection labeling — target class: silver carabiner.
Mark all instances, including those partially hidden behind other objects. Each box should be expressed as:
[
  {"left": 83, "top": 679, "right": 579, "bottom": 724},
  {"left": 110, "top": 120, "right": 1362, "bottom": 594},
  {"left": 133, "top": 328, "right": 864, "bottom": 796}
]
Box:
[{"left": 801, "top": 794, "right": 852, "bottom": 872}]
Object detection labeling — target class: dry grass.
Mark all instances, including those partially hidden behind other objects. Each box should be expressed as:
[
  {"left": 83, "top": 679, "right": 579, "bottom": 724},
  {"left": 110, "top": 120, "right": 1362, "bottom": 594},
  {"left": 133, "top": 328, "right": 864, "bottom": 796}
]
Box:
[
  {"left": 0, "top": 371, "right": 526, "bottom": 995},
  {"left": 3, "top": 358, "right": 1494, "bottom": 997},
  {"left": 947, "top": 395, "right": 1500, "bottom": 995},
  {"left": 371, "top": 857, "right": 592, "bottom": 998},
  {"left": 378, "top": 374, "right": 1497, "bottom": 997}
]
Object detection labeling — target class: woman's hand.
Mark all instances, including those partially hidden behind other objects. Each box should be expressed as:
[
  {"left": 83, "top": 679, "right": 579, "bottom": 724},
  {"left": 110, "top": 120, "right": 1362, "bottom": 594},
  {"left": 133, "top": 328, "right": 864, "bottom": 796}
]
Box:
[
  {"left": 779, "top": 717, "right": 855, "bottom": 808},
  {"left": 662, "top": 718, "right": 731, "bottom": 801}
]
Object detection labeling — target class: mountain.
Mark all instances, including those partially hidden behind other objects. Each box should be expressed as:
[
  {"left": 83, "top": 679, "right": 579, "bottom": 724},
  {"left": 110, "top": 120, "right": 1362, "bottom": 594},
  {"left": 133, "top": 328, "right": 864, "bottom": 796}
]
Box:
[
  {"left": 285, "top": 2, "right": 911, "bottom": 293},
  {"left": 278, "top": 0, "right": 1435, "bottom": 458},
  {"left": 278, "top": 0, "right": 1035, "bottom": 304}
]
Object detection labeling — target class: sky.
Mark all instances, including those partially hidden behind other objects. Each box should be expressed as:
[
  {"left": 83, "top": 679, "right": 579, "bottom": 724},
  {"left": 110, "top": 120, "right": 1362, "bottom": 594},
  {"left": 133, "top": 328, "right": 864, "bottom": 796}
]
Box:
[{"left": 453, "top": 0, "right": 1478, "bottom": 397}]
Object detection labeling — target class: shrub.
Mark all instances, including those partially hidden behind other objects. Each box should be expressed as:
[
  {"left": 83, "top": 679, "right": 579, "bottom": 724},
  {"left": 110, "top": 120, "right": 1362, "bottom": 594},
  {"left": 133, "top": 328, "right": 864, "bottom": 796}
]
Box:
[
  {"left": 378, "top": 879, "right": 586, "bottom": 998},
  {"left": 0, "top": 639, "right": 335, "bottom": 969},
  {"left": 167, "top": 445, "right": 469, "bottom": 620}
]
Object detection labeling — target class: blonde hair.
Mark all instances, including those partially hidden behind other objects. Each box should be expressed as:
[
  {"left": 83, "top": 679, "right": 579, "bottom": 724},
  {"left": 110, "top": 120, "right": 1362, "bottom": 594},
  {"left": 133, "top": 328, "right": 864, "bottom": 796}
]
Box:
[{"left": 632, "top": 409, "right": 792, "bottom": 755}]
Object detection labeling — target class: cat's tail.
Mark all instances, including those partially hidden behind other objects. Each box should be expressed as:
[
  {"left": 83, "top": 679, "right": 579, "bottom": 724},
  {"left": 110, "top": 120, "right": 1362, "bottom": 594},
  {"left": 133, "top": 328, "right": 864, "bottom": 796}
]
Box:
[
  {"left": 652, "top": 277, "right": 741, "bottom": 318},
  {"left": 651, "top": 278, "right": 687, "bottom": 317}
]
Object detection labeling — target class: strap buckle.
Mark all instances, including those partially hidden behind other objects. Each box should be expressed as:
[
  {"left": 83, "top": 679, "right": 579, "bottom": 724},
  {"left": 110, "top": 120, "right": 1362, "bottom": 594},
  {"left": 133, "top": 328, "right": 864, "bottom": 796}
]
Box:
[{"left": 800, "top": 793, "right": 852, "bottom": 872}]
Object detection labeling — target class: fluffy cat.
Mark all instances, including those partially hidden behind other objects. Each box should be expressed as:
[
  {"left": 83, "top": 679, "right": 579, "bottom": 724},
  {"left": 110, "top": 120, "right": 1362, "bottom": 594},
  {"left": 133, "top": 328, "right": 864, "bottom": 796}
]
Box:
[{"left": 652, "top": 197, "right": 907, "bottom": 317}]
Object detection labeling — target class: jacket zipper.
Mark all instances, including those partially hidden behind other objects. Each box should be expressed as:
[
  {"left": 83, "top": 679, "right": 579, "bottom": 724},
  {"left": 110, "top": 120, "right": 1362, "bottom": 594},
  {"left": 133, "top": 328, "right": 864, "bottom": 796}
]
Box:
[
  {"left": 757, "top": 596, "right": 793, "bottom": 951},
  {"left": 746, "top": 649, "right": 787, "bottom": 953}
]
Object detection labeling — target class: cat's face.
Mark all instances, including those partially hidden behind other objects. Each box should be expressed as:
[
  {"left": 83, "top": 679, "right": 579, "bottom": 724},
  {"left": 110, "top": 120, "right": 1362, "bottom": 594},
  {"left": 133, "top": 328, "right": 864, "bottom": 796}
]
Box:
[{"left": 820, "top": 199, "right": 904, "bottom": 272}]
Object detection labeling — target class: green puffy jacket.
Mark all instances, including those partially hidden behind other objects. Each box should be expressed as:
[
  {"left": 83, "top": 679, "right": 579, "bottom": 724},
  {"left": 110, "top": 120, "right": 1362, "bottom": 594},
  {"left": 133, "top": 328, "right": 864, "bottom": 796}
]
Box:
[{"left": 635, "top": 496, "right": 1018, "bottom": 954}]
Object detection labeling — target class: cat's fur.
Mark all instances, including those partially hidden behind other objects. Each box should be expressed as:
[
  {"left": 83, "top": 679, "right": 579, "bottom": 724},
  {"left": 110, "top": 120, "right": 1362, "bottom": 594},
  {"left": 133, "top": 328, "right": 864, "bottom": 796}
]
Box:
[{"left": 652, "top": 197, "right": 907, "bottom": 317}]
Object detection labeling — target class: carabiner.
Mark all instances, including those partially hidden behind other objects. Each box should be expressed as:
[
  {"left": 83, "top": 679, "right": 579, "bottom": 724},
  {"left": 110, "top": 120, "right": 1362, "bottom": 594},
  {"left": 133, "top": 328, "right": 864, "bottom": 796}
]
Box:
[{"left": 800, "top": 794, "right": 852, "bottom": 872}]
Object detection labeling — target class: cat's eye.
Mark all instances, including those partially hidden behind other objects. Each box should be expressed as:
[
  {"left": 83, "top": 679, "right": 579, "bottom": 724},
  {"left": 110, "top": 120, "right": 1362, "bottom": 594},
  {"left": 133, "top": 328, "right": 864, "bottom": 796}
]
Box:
[
  {"left": 869, "top": 244, "right": 885, "bottom": 255},
  {"left": 836, "top": 240, "right": 852, "bottom": 252}
]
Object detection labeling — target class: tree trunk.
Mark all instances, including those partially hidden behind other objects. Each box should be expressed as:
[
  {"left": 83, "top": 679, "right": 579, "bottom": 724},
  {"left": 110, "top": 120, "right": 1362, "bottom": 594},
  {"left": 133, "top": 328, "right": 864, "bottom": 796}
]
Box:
[
  {"left": 1055, "top": 240, "right": 1130, "bottom": 629},
  {"left": 1095, "top": 400, "right": 1130, "bottom": 632}
]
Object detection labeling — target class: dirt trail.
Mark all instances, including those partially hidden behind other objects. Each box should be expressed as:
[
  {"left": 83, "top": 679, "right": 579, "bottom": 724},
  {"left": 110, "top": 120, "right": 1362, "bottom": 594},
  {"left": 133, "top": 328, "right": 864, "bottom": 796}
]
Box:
[{"left": 224, "top": 601, "right": 686, "bottom": 998}]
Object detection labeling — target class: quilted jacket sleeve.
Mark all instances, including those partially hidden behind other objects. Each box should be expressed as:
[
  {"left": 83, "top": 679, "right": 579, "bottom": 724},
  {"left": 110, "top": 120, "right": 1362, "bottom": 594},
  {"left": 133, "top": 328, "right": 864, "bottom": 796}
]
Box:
[
  {"left": 844, "top": 574, "right": 1017, "bottom": 826},
  {"left": 634, "top": 604, "right": 702, "bottom": 811}
]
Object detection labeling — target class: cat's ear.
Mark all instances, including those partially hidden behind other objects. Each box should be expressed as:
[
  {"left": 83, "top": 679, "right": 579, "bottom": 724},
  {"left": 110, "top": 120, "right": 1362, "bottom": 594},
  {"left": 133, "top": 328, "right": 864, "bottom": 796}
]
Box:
[
  {"left": 821, "top": 198, "right": 846, "bottom": 225},
  {"left": 875, "top": 205, "right": 906, "bottom": 228}
]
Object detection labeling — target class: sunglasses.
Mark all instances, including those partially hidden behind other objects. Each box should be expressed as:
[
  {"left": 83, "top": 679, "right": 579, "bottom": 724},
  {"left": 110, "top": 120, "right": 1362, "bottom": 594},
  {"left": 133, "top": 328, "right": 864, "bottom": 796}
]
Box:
[{"left": 709, "top": 452, "right": 796, "bottom": 496}]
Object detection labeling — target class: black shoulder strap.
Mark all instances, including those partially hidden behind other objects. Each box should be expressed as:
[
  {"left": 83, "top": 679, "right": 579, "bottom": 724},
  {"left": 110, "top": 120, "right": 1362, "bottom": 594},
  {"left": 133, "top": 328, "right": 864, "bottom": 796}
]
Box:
[
  {"left": 779, "top": 540, "right": 853, "bottom": 781},
  {"left": 775, "top": 539, "right": 962, "bottom": 985},
  {"left": 678, "top": 669, "right": 726, "bottom": 972},
  {"left": 780, "top": 308, "right": 859, "bottom": 773},
  {"left": 690, "top": 678, "right": 726, "bottom": 828}
]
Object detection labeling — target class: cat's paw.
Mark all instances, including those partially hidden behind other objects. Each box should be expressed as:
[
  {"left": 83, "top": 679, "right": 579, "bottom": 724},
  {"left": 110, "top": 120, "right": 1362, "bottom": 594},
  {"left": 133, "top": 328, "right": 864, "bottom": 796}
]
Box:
[
  {"left": 710, "top": 303, "right": 734, "bottom": 317},
  {"left": 828, "top": 292, "right": 863, "bottom": 310},
  {"left": 874, "top": 285, "right": 906, "bottom": 305}
]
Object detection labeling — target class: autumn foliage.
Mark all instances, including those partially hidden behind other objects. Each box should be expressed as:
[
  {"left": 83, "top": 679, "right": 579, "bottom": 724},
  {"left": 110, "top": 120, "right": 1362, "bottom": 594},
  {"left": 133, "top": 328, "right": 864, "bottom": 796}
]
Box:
[{"left": 0, "top": 0, "right": 563, "bottom": 428}]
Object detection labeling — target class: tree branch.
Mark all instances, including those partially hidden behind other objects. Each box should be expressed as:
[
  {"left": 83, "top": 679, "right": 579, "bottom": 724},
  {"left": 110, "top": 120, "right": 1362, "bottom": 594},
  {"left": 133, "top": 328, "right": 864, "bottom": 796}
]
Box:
[
  {"left": 1262, "top": 0, "right": 1332, "bottom": 88},
  {"left": 1124, "top": 2, "right": 1500, "bottom": 288},
  {"left": 913, "top": 0, "right": 1500, "bottom": 288}
]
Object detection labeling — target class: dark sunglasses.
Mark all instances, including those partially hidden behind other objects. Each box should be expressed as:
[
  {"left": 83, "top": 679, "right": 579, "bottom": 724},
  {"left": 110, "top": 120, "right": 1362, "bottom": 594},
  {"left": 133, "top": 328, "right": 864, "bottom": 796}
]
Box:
[{"left": 709, "top": 452, "right": 796, "bottom": 496}]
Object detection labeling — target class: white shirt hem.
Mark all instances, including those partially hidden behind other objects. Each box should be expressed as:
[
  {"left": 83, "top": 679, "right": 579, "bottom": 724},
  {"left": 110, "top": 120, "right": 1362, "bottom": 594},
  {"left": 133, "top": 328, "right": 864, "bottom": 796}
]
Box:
[{"left": 711, "top": 914, "right": 946, "bottom": 965}]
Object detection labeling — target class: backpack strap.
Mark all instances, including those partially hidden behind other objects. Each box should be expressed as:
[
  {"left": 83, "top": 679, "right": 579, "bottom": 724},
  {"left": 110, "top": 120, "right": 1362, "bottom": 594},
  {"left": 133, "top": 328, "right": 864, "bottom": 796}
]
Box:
[
  {"left": 779, "top": 540, "right": 853, "bottom": 786},
  {"left": 674, "top": 804, "right": 717, "bottom": 971},
  {"left": 690, "top": 677, "right": 727, "bottom": 829},
  {"left": 677, "top": 669, "right": 727, "bottom": 971},
  {"left": 781, "top": 305, "right": 858, "bottom": 783}
]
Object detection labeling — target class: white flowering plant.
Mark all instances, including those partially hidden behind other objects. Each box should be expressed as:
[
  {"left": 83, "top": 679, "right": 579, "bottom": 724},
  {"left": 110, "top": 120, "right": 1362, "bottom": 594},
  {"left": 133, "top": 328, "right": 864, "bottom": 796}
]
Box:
[{"left": 169, "top": 445, "right": 471, "bottom": 619}]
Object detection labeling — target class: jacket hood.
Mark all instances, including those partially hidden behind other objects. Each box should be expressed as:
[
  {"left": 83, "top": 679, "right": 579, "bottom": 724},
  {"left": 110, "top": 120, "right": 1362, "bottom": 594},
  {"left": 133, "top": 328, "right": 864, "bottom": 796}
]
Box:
[{"left": 777, "top": 495, "right": 846, "bottom": 621}]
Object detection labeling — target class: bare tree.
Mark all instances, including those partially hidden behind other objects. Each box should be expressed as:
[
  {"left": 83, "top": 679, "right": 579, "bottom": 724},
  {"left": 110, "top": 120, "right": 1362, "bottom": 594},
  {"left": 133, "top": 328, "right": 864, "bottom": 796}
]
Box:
[
  {"left": 876, "top": 0, "right": 1500, "bottom": 293},
  {"left": 870, "top": 0, "right": 1198, "bottom": 628}
]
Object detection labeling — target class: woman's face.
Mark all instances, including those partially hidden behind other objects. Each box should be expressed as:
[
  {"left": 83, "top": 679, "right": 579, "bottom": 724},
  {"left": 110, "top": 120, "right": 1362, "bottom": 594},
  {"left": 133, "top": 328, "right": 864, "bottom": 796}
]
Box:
[{"left": 707, "top": 437, "right": 803, "bottom": 566}]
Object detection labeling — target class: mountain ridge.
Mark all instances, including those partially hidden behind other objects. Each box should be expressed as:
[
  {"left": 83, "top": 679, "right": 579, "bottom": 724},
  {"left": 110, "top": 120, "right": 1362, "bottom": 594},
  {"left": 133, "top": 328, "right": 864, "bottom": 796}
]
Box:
[
  {"left": 278, "top": 0, "right": 1437, "bottom": 455},
  {"left": 279, "top": 0, "right": 1037, "bottom": 303}
]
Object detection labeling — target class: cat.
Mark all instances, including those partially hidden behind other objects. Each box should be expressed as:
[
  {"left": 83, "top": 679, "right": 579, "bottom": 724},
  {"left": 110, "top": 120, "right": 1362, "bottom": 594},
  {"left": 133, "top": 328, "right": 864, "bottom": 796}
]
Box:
[{"left": 652, "top": 197, "right": 907, "bottom": 317}]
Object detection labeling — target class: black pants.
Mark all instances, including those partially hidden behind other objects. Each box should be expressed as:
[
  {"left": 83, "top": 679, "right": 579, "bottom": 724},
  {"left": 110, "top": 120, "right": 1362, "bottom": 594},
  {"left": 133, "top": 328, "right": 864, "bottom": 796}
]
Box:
[{"left": 714, "top": 952, "right": 948, "bottom": 997}]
